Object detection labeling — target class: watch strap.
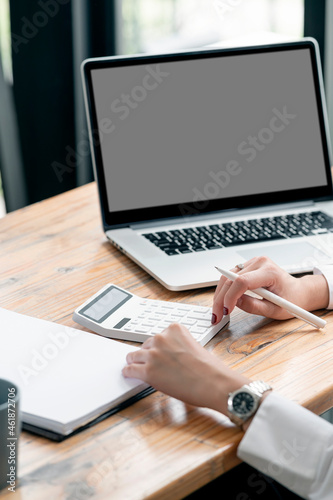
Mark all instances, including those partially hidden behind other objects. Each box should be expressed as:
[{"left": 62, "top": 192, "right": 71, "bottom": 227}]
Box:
[
  {"left": 244, "top": 380, "right": 272, "bottom": 398},
  {"left": 227, "top": 380, "right": 272, "bottom": 426}
]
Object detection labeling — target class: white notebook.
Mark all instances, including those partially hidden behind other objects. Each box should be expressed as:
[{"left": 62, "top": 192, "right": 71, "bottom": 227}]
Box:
[{"left": 0, "top": 308, "right": 151, "bottom": 440}]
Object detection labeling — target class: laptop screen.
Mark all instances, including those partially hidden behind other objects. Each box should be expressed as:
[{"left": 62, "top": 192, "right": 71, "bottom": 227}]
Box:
[{"left": 84, "top": 41, "right": 332, "bottom": 228}]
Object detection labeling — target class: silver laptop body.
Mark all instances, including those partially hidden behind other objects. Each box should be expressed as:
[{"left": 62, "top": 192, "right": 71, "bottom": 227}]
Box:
[{"left": 82, "top": 38, "right": 333, "bottom": 290}]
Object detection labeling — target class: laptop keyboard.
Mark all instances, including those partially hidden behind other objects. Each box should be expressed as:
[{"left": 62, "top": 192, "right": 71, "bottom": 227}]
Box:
[{"left": 143, "top": 211, "right": 333, "bottom": 256}]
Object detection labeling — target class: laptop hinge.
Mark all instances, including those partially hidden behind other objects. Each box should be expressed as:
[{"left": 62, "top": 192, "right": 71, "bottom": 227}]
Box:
[{"left": 129, "top": 201, "right": 315, "bottom": 230}]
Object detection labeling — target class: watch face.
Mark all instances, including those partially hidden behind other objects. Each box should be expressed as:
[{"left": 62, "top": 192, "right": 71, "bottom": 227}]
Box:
[{"left": 232, "top": 391, "right": 255, "bottom": 415}]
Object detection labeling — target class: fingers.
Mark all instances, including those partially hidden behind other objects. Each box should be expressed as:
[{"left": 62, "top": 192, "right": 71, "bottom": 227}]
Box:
[
  {"left": 236, "top": 294, "right": 287, "bottom": 319},
  {"left": 122, "top": 340, "right": 153, "bottom": 380},
  {"left": 213, "top": 263, "right": 253, "bottom": 322},
  {"left": 126, "top": 347, "right": 149, "bottom": 365},
  {"left": 212, "top": 256, "right": 280, "bottom": 322},
  {"left": 213, "top": 271, "right": 251, "bottom": 322},
  {"left": 122, "top": 362, "right": 146, "bottom": 380},
  {"left": 212, "top": 264, "right": 245, "bottom": 321},
  {"left": 123, "top": 324, "right": 194, "bottom": 382},
  {"left": 214, "top": 262, "right": 248, "bottom": 298}
]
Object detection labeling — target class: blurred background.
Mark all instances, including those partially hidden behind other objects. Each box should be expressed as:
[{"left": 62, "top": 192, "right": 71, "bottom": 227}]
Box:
[{"left": 0, "top": 0, "right": 330, "bottom": 216}]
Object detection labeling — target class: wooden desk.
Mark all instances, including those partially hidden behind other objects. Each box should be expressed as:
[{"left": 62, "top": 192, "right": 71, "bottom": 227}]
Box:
[{"left": 1, "top": 183, "right": 333, "bottom": 500}]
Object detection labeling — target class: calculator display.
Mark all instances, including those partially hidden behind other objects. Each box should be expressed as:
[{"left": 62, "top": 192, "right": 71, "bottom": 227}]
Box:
[{"left": 79, "top": 286, "right": 132, "bottom": 323}]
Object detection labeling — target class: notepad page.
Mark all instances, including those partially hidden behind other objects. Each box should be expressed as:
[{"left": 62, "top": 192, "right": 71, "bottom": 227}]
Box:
[{"left": 0, "top": 308, "right": 147, "bottom": 433}]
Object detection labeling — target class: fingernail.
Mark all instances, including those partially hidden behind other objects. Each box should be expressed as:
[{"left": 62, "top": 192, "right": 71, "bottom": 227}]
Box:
[
  {"left": 211, "top": 313, "right": 217, "bottom": 324},
  {"left": 223, "top": 307, "right": 229, "bottom": 316}
]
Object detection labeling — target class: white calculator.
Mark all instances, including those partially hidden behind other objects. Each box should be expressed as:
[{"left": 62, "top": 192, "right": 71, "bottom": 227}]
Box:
[{"left": 73, "top": 284, "right": 230, "bottom": 345}]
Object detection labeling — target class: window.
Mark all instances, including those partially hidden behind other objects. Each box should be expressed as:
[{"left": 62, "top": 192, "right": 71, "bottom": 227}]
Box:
[
  {"left": 0, "top": 0, "right": 11, "bottom": 217},
  {"left": 119, "top": 0, "right": 304, "bottom": 55},
  {"left": 0, "top": 0, "right": 12, "bottom": 82}
]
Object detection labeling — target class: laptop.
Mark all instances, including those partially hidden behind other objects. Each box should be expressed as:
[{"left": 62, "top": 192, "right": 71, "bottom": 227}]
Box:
[{"left": 81, "top": 38, "right": 333, "bottom": 291}]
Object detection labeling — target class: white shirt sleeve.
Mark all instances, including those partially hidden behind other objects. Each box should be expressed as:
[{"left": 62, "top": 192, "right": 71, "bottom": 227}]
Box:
[
  {"left": 313, "top": 265, "right": 333, "bottom": 309},
  {"left": 237, "top": 392, "right": 333, "bottom": 499}
]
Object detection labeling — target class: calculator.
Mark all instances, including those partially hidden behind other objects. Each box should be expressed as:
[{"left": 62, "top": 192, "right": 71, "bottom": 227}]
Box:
[{"left": 73, "top": 284, "right": 230, "bottom": 345}]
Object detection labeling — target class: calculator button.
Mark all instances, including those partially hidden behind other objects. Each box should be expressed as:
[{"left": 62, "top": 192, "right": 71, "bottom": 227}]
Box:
[
  {"left": 125, "top": 322, "right": 136, "bottom": 328},
  {"left": 190, "top": 332, "right": 203, "bottom": 340},
  {"left": 141, "top": 321, "right": 156, "bottom": 328},
  {"left": 187, "top": 312, "right": 210, "bottom": 320},
  {"left": 189, "top": 327, "right": 207, "bottom": 335},
  {"left": 179, "top": 319, "right": 196, "bottom": 326},
  {"left": 192, "top": 307, "right": 210, "bottom": 313},
  {"left": 196, "top": 321, "right": 212, "bottom": 329},
  {"left": 134, "top": 327, "right": 151, "bottom": 333},
  {"left": 167, "top": 311, "right": 186, "bottom": 318},
  {"left": 113, "top": 317, "right": 131, "bottom": 329},
  {"left": 151, "top": 326, "right": 166, "bottom": 334},
  {"left": 168, "top": 315, "right": 186, "bottom": 323},
  {"left": 158, "top": 322, "right": 173, "bottom": 330}
]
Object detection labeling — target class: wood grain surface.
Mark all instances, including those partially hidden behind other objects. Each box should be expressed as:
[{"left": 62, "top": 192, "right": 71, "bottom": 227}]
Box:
[{"left": 0, "top": 183, "right": 332, "bottom": 500}]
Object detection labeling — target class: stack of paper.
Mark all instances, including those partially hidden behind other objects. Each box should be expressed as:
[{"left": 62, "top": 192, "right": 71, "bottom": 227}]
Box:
[{"left": 0, "top": 308, "right": 150, "bottom": 440}]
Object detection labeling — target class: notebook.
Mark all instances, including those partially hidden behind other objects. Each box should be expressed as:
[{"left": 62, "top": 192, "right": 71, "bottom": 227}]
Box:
[
  {"left": 81, "top": 38, "right": 333, "bottom": 291},
  {"left": 0, "top": 308, "right": 153, "bottom": 441}
]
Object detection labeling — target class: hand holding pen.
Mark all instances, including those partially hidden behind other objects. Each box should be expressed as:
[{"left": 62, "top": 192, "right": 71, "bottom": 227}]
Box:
[{"left": 211, "top": 256, "right": 328, "bottom": 329}]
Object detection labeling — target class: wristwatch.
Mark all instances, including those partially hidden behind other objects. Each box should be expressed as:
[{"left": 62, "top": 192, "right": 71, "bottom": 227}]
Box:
[{"left": 227, "top": 380, "right": 272, "bottom": 426}]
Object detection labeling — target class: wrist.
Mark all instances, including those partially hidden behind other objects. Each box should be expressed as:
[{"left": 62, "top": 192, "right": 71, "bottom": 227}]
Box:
[
  {"left": 209, "top": 368, "right": 272, "bottom": 430},
  {"left": 209, "top": 367, "right": 250, "bottom": 416},
  {"left": 241, "top": 390, "right": 271, "bottom": 432},
  {"left": 300, "top": 274, "right": 329, "bottom": 311}
]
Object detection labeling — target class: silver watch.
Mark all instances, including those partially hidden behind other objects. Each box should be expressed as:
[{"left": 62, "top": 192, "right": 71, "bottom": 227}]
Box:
[{"left": 227, "top": 380, "right": 272, "bottom": 426}]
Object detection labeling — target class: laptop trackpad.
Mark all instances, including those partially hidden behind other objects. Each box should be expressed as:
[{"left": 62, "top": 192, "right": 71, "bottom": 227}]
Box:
[{"left": 238, "top": 241, "right": 330, "bottom": 268}]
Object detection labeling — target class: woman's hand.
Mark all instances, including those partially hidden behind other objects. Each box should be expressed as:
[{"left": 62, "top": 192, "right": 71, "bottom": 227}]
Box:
[
  {"left": 122, "top": 323, "right": 249, "bottom": 414},
  {"left": 212, "top": 256, "right": 329, "bottom": 324},
  {"left": 123, "top": 257, "right": 329, "bottom": 416}
]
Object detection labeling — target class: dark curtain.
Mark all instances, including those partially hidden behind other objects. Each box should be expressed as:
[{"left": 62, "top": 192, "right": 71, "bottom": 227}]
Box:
[
  {"left": 5, "top": 0, "right": 116, "bottom": 210},
  {"left": 304, "top": 0, "right": 326, "bottom": 72},
  {"left": 0, "top": 53, "right": 27, "bottom": 212}
]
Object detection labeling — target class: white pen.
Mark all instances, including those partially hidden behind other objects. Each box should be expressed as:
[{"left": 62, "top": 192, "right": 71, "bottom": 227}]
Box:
[{"left": 215, "top": 266, "right": 326, "bottom": 330}]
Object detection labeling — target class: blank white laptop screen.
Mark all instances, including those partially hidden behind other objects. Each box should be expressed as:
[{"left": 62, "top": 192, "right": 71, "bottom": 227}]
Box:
[
  {"left": 83, "top": 41, "right": 333, "bottom": 290},
  {"left": 90, "top": 47, "right": 328, "bottom": 214}
]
